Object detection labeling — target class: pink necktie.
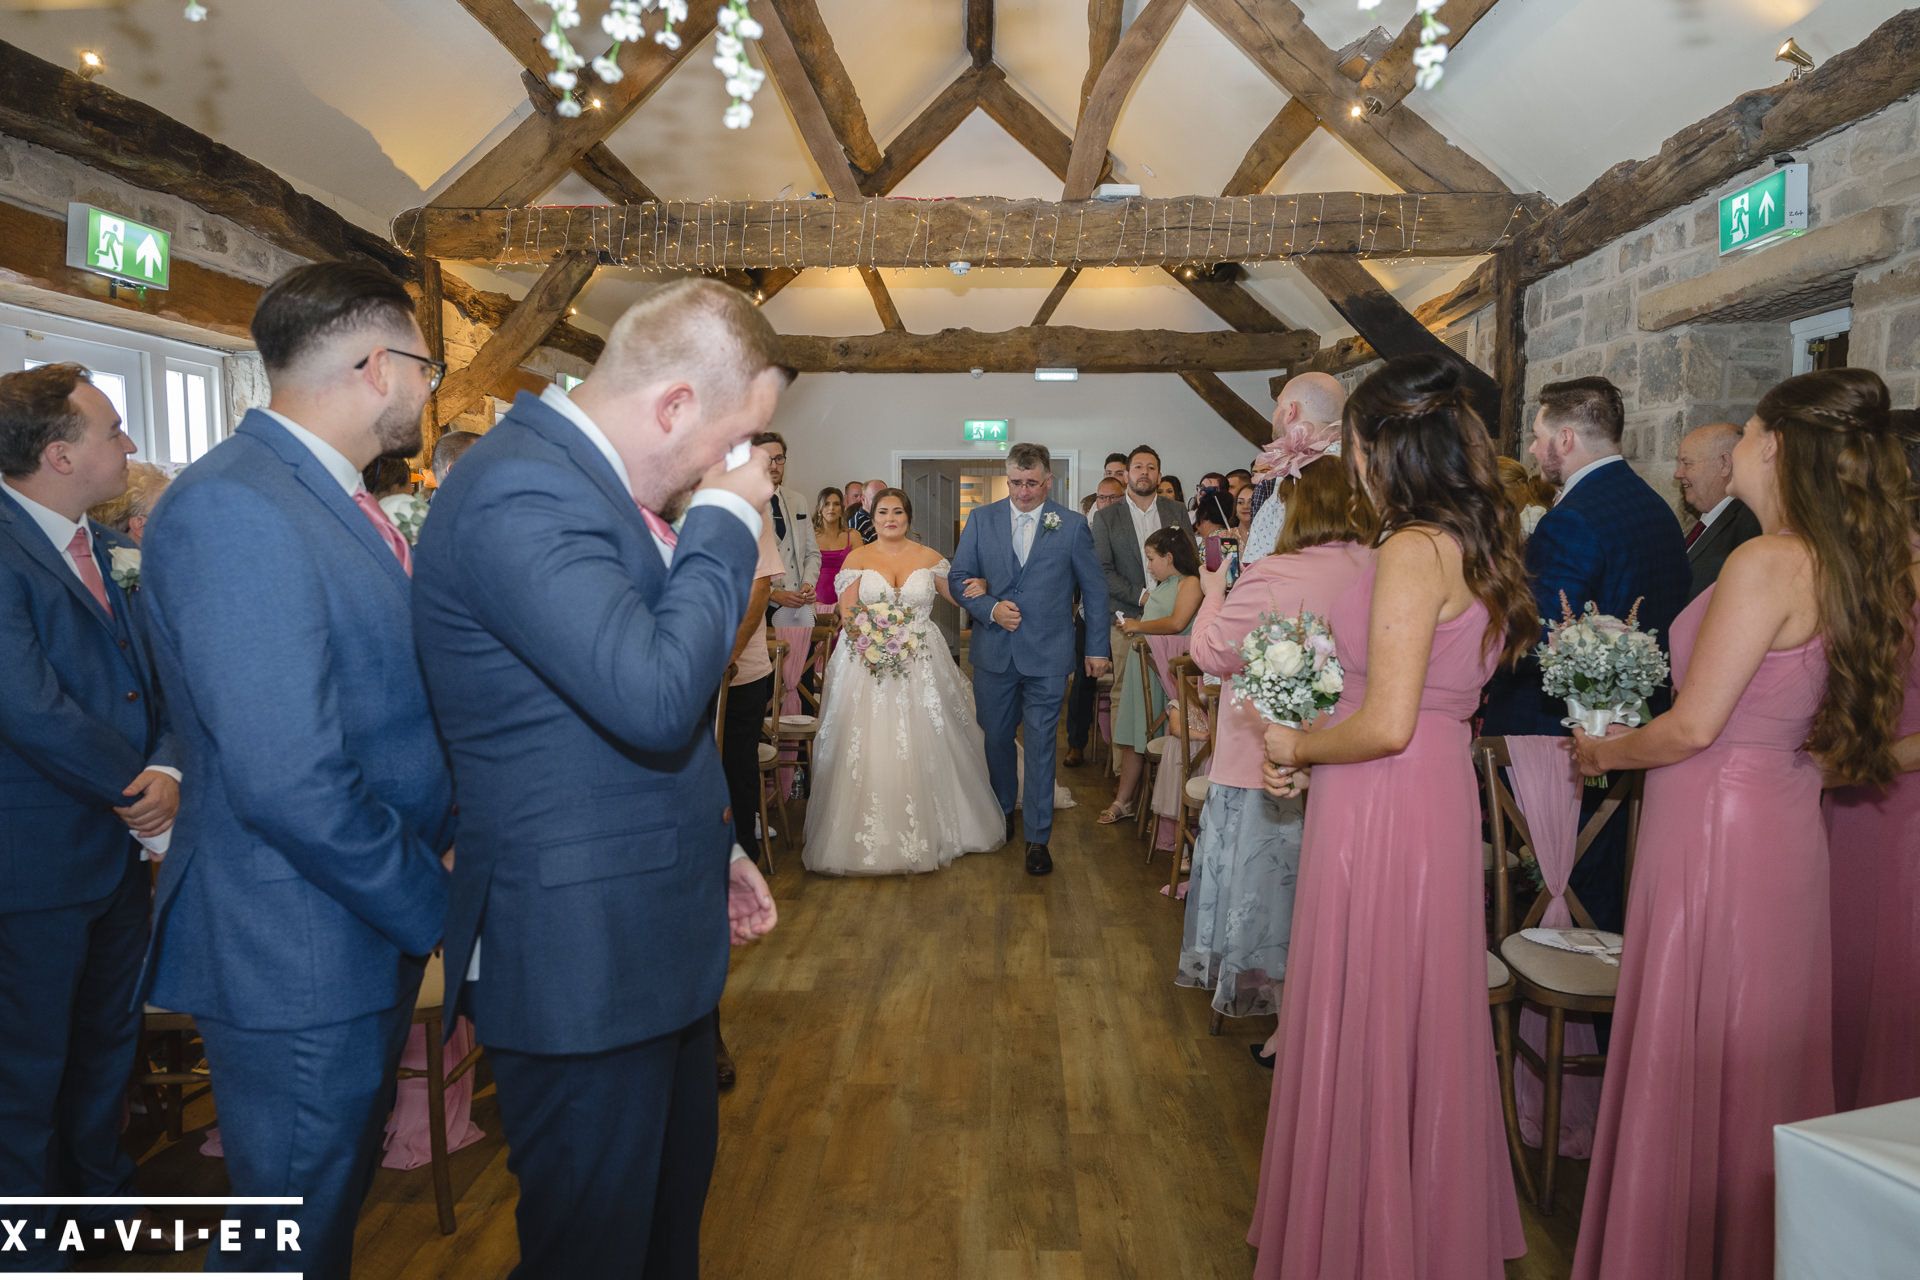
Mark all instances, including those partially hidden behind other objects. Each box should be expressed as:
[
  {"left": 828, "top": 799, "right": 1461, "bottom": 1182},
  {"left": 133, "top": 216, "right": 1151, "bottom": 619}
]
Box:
[
  {"left": 352, "top": 490, "right": 413, "bottom": 576},
  {"left": 66, "top": 526, "right": 112, "bottom": 616},
  {"left": 638, "top": 505, "right": 678, "bottom": 549}
]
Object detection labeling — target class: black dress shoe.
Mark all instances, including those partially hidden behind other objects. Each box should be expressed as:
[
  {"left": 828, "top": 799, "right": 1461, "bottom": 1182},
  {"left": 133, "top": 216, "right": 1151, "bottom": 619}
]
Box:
[
  {"left": 1004, "top": 812, "right": 1018, "bottom": 846},
  {"left": 716, "top": 1035, "right": 737, "bottom": 1093},
  {"left": 1250, "top": 1044, "right": 1276, "bottom": 1071},
  {"left": 1025, "top": 843, "right": 1053, "bottom": 876}
]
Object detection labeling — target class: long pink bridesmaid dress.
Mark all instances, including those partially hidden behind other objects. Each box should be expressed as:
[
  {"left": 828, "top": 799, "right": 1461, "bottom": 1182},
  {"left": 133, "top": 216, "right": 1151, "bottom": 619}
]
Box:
[
  {"left": 1572, "top": 582, "right": 1834, "bottom": 1280},
  {"left": 1249, "top": 559, "right": 1525, "bottom": 1280},
  {"left": 1826, "top": 603, "right": 1920, "bottom": 1112}
]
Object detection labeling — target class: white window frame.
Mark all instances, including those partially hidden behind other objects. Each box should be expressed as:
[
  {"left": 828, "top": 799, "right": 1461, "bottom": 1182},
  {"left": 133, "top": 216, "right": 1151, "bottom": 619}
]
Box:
[
  {"left": 0, "top": 303, "right": 229, "bottom": 467},
  {"left": 1789, "top": 306, "right": 1852, "bottom": 376}
]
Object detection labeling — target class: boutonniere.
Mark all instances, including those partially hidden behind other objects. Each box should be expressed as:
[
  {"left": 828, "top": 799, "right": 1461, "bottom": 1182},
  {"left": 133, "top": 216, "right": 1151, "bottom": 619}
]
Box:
[
  {"left": 1041, "top": 512, "right": 1062, "bottom": 534},
  {"left": 379, "top": 493, "right": 432, "bottom": 546},
  {"left": 107, "top": 546, "right": 141, "bottom": 593}
]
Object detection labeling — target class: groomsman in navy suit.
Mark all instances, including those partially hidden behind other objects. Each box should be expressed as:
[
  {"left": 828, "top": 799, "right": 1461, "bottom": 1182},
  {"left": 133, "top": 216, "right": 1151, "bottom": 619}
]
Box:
[
  {"left": 1482, "top": 378, "right": 1690, "bottom": 933},
  {"left": 140, "top": 263, "right": 453, "bottom": 1278},
  {"left": 0, "top": 364, "right": 178, "bottom": 1268},
  {"left": 413, "top": 278, "right": 782, "bottom": 1279}
]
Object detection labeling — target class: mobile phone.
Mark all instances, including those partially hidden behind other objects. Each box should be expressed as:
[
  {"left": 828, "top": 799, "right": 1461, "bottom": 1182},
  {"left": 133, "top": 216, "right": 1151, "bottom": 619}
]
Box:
[
  {"left": 1223, "top": 542, "right": 1242, "bottom": 588},
  {"left": 724, "top": 441, "right": 752, "bottom": 471},
  {"left": 1203, "top": 534, "right": 1224, "bottom": 572}
]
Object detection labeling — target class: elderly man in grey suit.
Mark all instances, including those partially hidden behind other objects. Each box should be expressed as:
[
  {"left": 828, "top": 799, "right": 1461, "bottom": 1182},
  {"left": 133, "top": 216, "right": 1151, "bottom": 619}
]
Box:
[
  {"left": 1091, "top": 444, "right": 1194, "bottom": 620},
  {"left": 1674, "top": 421, "right": 1762, "bottom": 601}
]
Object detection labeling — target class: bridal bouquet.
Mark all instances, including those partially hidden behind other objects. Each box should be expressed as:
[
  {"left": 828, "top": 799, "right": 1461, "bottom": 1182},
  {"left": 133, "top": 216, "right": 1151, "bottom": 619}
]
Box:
[
  {"left": 845, "top": 601, "right": 923, "bottom": 680},
  {"left": 1229, "top": 609, "right": 1343, "bottom": 728},
  {"left": 1538, "top": 592, "right": 1670, "bottom": 735}
]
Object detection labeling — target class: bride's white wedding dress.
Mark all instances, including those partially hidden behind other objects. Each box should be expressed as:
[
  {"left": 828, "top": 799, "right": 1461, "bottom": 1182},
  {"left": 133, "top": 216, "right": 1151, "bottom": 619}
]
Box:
[{"left": 802, "top": 560, "right": 1005, "bottom": 876}]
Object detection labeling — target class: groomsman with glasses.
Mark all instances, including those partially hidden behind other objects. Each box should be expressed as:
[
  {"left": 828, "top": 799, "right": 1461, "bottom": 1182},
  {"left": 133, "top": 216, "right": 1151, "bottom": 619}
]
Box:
[{"left": 753, "top": 430, "right": 820, "bottom": 626}]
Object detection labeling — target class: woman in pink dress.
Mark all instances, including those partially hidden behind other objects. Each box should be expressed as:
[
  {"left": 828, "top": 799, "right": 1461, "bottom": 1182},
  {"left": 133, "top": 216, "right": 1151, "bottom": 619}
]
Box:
[
  {"left": 1253, "top": 355, "right": 1536, "bottom": 1280},
  {"left": 811, "top": 486, "right": 857, "bottom": 616},
  {"left": 1571, "top": 367, "right": 1917, "bottom": 1279}
]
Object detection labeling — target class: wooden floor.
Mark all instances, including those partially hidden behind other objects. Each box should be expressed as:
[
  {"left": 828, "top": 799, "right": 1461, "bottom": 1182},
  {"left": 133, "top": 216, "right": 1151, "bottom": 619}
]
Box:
[{"left": 114, "top": 759, "right": 1587, "bottom": 1277}]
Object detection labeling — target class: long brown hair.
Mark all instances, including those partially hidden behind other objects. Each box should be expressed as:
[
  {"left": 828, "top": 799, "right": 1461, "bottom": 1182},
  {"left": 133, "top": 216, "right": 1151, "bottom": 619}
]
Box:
[
  {"left": 1757, "top": 368, "right": 1915, "bottom": 787},
  {"left": 1344, "top": 356, "right": 1537, "bottom": 668}
]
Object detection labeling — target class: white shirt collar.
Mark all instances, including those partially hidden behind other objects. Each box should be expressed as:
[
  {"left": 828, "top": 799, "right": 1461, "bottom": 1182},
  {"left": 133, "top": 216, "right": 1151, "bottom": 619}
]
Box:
[
  {"left": 1698, "top": 494, "right": 1735, "bottom": 528},
  {"left": 259, "top": 409, "right": 363, "bottom": 495},
  {"left": 1554, "top": 453, "right": 1624, "bottom": 505},
  {"left": 1, "top": 477, "right": 90, "bottom": 555},
  {"left": 539, "top": 384, "right": 632, "bottom": 497}
]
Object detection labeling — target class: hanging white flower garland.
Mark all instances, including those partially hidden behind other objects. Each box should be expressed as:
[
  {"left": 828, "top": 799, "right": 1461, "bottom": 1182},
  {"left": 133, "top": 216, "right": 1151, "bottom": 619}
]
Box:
[
  {"left": 1358, "top": 0, "right": 1451, "bottom": 91},
  {"left": 179, "top": 3, "right": 764, "bottom": 128}
]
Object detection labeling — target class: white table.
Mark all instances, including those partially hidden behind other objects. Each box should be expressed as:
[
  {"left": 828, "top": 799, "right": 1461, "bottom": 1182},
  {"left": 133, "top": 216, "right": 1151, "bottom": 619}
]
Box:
[{"left": 1776, "top": 1097, "right": 1920, "bottom": 1279}]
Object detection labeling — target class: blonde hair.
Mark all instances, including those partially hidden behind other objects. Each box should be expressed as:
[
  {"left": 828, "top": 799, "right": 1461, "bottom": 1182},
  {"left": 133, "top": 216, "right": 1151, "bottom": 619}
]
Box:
[
  {"left": 89, "top": 460, "right": 171, "bottom": 532},
  {"left": 597, "top": 278, "right": 789, "bottom": 410}
]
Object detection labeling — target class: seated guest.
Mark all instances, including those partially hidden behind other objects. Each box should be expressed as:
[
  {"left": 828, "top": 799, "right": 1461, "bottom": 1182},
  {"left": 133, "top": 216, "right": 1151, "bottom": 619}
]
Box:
[
  {"left": 1482, "top": 376, "right": 1690, "bottom": 934},
  {"left": 1099, "top": 528, "right": 1202, "bottom": 825},
  {"left": 430, "top": 429, "right": 481, "bottom": 486},
  {"left": 812, "top": 486, "right": 857, "bottom": 617},
  {"left": 1, "top": 364, "right": 180, "bottom": 1267},
  {"left": 1157, "top": 474, "right": 1185, "bottom": 505},
  {"left": 87, "top": 458, "right": 170, "bottom": 543},
  {"left": 1180, "top": 446, "right": 1370, "bottom": 1061},
  {"left": 1674, "top": 421, "right": 1762, "bottom": 600},
  {"left": 1496, "top": 455, "right": 1554, "bottom": 541},
  {"left": 140, "top": 262, "right": 453, "bottom": 1279}
]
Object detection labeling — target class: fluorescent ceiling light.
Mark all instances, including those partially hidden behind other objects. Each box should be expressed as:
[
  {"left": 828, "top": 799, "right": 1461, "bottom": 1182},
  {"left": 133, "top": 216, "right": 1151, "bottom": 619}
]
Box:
[{"left": 1034, "top": 368, "right": 1079, "bottom": 382}]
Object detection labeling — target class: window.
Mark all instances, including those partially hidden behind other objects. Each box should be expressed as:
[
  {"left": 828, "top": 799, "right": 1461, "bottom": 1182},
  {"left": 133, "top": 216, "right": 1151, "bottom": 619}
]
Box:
[{"left": 0, "top": 304, "right": 228, "bottom": 468}]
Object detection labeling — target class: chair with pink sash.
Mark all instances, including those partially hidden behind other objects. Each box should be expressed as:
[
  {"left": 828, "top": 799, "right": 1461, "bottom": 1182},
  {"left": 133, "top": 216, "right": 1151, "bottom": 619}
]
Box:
[
  {"left": 1476, "top": 734, "right": 1642, "bottom": 1212},
  {"left": 769, "top": 625, "right": 816, "bottom": 797},
  {"left": 1142, "top": 635, "right": 1201, "bottom": 862},
  {"left": 1160, "top": 653, "right": 1217, "bottom": 900}
]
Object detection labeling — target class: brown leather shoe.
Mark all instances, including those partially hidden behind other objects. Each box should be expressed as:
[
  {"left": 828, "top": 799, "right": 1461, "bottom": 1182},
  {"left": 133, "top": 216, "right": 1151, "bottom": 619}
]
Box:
[
  {"left": 1062, "top": 748, "right": 1084, "bottom": 767},
  {"left": 716, "top": 1034, "right": 737, "bottom": 1093}
]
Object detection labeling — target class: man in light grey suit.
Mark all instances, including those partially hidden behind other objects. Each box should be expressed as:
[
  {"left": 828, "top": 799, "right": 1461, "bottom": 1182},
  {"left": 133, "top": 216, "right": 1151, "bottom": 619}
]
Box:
[
  {"left": 753, "top": 430, "right": 820, "bottom": 624},
  {"left": 1674, "top": 421, "right": 1762, "bottom": 601},
  {"left": 1091, "top": 444, "right": 1194, "bottom": 635}
]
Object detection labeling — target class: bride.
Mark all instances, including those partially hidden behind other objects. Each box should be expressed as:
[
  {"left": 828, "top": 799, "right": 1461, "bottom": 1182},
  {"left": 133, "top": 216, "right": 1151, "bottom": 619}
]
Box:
[{"left": 803, "top": 488, "right": 1005, "bottom": 875}]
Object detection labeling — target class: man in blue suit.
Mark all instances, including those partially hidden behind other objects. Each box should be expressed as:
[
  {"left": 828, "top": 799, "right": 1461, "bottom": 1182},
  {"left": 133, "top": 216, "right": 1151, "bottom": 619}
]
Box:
[
  {"left": 1482, "top": 377, "right": 1690, "bottom": 933},
  {"left": 0, "top": 364, "right": 179, "bottom": 1270},
  {"left": 412, "top": 278, "right": 782, "bottom": 1279},
  {"left": 141, "top": 263, "right": 453, "bottom": 1278},
  {"left": 950, "top": 443, "right": 1111, "bottom": 876}
]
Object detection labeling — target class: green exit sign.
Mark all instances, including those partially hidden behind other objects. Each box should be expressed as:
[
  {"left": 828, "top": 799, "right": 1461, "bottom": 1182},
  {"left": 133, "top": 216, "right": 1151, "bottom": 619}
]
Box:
[
  {"left": 66, "top": 203, "right": 171, "bottom": 290},
  {"left": 1718, "top": 165, "right": 1808, "bottom": 256},
  {"left": 962, "top": 418, "right": 1010, "bottom": 445}
]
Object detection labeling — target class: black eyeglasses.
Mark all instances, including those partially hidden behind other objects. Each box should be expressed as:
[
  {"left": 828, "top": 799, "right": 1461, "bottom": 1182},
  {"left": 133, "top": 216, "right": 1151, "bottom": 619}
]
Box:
[{"left": 355, "top": 349, "right": 446, "bottom": 393}]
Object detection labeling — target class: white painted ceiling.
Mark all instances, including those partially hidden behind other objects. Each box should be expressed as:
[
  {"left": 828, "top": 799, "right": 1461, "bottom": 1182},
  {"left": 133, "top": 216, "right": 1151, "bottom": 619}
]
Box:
[{"left": 2, "top": 0, "right": 1898, "bottom": 343}]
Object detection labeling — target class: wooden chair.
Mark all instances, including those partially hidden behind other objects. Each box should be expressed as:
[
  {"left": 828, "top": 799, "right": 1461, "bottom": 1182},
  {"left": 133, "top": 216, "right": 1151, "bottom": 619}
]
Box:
[
  {"left": 770, "top": 625, "right": 833, "bottom": 796},
  {"left": 1134, "top": 636, "right": 1175, "bottom": 848},
  {"left": 395, "top": 952, "right": 484, "bottom": 1235},
  {"left": 132, "top": 1006, "right": 209, "bottom": 1145},
  {"left": 1166, "top": 657, "right": 1218, "bottom": 899},
  {"left": 754, "top": 639, "right": 793, "bottom": 871},
  {"left": 1475, "top": 735, "right": 1643, "bottom": 1212}
]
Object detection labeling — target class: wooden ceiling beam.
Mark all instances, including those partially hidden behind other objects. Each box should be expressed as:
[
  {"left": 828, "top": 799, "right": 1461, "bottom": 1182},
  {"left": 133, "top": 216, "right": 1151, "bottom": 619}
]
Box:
[
  {"left": 402, "top": 192, "right": 1545, "bottom": 267},
  {"left": 967, "top": 0, "right": 995, "bottom": 68},
  {"left": 1064, "top": 0, "right": 1186, "bottom": 199},
  {"left": 1221, "top": 99, "right": 1320, "bottom": 197},
  {"left": 761, "top": 0, "right": 883, "bottom": 175},
  {"left": 782, "top": 324, "right": 1316, "bottom": 374},
  {"left": 1180, "top": 371, "right": 1272, "bottom": 448},
  {"left": 433, "top": 250, "right": 599, "bottom": 426},
  {"left": 1081, "top": 0, "right": 1125, "bottom": 128},
  {"left": 859, "top": 268, "right": 904, "bottom": 331},
  {"left": 1030, "top": 267, "right": 1081, "bottom": 326},
  {"left": 977, "top": 70, "right": 1109, "bottom": 188},
  {"left": 860, "top": 64, "right": 996, "bottom": 196},
  {"left": 1357, "top": 0, "right": 1502, "bottom": 113},
  {"left": 1192, "top": 0, "right": 1508, "bottom": 193}
]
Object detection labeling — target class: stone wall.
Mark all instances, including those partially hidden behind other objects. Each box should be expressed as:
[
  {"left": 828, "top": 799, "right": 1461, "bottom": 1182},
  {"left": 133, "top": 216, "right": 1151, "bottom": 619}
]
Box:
[{"left": 1515, "top": 94, "right": 1920, "bottom": 501}]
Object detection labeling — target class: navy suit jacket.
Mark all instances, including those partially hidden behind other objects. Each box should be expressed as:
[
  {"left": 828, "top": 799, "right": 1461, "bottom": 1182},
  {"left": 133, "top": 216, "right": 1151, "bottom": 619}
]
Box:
[
  {"left": 412, "top": 393, "right": 756, "bottom": 1056},
  {"left": 1482, "top": 458, "right": 1692, "bottom": 736},
  {"left": 0, "top": 488, "right": 175, "bottom": 912},
  {"left": 140, "top": 411, "right": 452, "bottom": 1031},
  {"left": 950, "top": 498, "right": 1109, "bottom": 678}
]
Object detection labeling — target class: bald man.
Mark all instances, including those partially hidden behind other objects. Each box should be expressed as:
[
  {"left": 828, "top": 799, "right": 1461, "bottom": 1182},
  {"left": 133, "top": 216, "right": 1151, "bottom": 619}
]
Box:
[
  {"left": 1674, "top": 421, "right": 1761, "bottom": 600},
  {"left": 1244, "top": 371, "right": 1346, "bottom": 565}
]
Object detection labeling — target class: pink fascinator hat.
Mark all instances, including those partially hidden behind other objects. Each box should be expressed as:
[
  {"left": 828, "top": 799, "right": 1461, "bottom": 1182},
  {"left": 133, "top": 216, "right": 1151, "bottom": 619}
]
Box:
[{"left": 1254, "top": 420, "right": 1342, "bottom": 483}]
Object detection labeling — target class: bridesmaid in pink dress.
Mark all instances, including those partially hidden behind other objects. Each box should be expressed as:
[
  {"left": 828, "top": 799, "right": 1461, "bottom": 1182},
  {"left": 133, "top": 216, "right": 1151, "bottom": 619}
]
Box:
[
  {"left": 1254, "top": 356, "right": 1536, "bottom": 1280},
  {"left": 1571, "top": 368, "right": 1917, "bottom": 1279}
]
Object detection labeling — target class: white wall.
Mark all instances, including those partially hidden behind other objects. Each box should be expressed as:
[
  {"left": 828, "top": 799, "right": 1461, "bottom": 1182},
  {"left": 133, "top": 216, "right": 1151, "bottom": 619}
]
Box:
[{"left": 770, "top": 370, "right": 1275, "bottom": 509}]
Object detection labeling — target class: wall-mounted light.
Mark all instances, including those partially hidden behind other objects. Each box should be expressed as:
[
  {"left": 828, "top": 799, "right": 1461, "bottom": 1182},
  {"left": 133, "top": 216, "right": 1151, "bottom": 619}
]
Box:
[
  {"left": 1034, "top": 368, "right": 1079, "bottom": 383},
  {"left": 1775, "top": 37, "right": 1815, "bottom": 79}
]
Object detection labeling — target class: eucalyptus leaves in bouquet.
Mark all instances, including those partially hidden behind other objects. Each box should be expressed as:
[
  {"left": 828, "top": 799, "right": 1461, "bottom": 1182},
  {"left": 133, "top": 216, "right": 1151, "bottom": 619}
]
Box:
[
  {"left": 1537, "top": 592, "right": 1670, "bottom": 735},
  {"left": 1229, "top": 609, "right": 1343, "bottom": 728}
]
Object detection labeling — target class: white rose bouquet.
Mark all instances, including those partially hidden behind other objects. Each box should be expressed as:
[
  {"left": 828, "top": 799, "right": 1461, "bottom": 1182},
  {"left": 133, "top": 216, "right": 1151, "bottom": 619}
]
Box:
[
  {"left": 844, "top": 600, "right": 923, "bottom": 680},
  {"left": 1538, "top": 592, "right": 1670, "bottom": 735},
  {"left": 1229, "top": 609, "right": 1343, "bottom": 728}
]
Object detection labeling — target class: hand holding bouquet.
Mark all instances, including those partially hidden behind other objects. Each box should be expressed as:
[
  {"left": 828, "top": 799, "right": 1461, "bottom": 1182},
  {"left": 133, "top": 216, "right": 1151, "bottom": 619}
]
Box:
[
  {"left": 1538, "top": 592, "right": 1670, "bottom": 735},
  {"left": 1230, "top": 609, "right": 1343, "bottom": 729},
  {"left": 844, "top": 601, "right": 923, "bottom": 680}
]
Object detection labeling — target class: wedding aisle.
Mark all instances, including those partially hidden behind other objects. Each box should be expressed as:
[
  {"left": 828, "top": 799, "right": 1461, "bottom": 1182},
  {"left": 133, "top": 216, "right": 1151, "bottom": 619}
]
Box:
[{"left": 113, "top": 760, "right": 1585, "bottom": 1278}]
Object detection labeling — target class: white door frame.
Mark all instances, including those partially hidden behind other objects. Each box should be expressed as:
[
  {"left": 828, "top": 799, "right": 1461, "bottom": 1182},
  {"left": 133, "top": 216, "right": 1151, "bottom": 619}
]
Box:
[
  {"left": 1788, "top": 306, "right": 1852, "bottom": 376},
  {"left": 891, "top": 448, "right": 1082, "bottom": 506}
]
